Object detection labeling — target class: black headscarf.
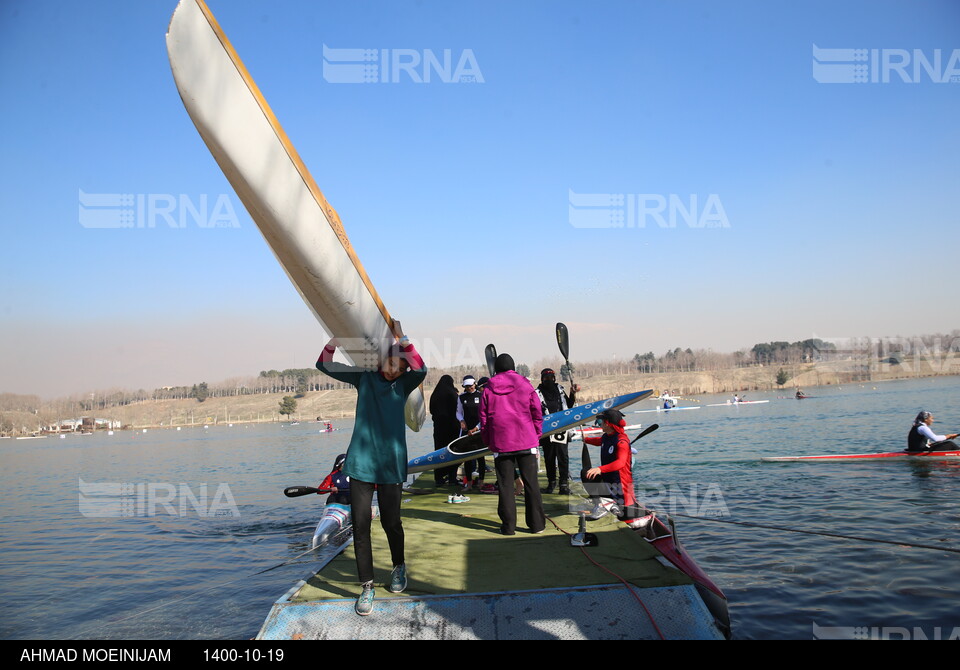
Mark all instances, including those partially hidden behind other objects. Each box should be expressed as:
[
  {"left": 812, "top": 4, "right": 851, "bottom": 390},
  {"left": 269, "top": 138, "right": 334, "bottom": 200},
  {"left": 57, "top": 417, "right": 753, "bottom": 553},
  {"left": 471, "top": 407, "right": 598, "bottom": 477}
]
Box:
[
  {"left": 429, "top": 374, "right": 459, "bottom": 418},
  {"left": 494, "top": 353, "right": 515, "bottom": 373},
  {"left": 538, "top": 368, "right": 561, "bottom": 404}
]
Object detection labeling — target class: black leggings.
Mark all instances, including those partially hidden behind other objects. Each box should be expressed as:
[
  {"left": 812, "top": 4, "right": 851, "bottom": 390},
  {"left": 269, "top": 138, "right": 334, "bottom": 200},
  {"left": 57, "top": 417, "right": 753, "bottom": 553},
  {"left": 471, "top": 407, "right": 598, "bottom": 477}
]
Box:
[{"left": 350, "top": 480, "right": 404, "bottom": 584}]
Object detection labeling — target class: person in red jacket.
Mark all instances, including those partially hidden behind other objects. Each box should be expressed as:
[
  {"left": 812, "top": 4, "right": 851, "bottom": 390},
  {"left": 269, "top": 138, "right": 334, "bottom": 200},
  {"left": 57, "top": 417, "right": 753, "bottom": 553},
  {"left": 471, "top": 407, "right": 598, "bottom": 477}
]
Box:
[{"left": 582, "top": 408, "right": 636, "bottom": 515}]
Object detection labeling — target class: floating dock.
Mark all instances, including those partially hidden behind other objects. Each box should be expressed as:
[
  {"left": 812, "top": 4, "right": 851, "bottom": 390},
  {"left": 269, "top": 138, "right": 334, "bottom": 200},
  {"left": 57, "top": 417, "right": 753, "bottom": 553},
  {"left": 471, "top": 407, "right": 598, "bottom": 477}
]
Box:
[{"left": 257, "top": 477, "right": 729, "bottom": 640}]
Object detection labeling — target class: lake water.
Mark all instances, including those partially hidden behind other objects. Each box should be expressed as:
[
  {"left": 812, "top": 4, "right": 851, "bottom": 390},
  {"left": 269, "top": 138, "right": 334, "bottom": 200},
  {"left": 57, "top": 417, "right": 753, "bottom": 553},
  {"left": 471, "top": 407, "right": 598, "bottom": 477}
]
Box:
[{"left": 2, "top": 376, "right": 958, "bottom": 640}]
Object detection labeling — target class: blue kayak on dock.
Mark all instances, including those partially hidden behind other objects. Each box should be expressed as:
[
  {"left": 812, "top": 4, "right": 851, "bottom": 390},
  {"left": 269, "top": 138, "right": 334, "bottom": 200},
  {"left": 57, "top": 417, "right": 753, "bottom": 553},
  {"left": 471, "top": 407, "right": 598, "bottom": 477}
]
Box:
[{"left": 407, "top": 390, "right": 653, "bottom": 474}]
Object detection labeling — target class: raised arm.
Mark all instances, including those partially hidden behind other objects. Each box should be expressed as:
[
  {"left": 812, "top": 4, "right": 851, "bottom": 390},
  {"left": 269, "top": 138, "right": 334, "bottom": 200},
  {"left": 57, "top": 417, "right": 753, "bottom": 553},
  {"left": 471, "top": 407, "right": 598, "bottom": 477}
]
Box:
[{"left": 316, "top": 337, "right": 363, "bottom": 385}]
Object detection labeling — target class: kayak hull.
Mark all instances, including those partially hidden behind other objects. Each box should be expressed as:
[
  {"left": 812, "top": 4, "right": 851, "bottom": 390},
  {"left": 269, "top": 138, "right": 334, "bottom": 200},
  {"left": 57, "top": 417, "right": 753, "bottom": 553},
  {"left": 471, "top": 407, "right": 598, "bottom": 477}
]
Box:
[
  {"left": 166, "top": 0, "right": 425, "bottom": 431},
  {"left": 634, "top": 406, "right": 701, "bottom": 414},
  {"left": 407, "top": 390, "right": 653, "bottom": 474},
  {"left": 311, "top": 503, "right": 351, "bottom": 550},
  {"left": 569, "top": 423, "right": 642, "bottom": 440},
  {"left": 762, "top": 450, "right": 960, "bottom": 462}
]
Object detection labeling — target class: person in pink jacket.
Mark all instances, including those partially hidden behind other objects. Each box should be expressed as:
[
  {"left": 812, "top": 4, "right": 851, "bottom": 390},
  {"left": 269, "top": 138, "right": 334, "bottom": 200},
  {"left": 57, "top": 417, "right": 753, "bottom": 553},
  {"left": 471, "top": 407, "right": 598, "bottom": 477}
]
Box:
[{"left": 479, "top": 353, "right": 545, "bottom": 535}]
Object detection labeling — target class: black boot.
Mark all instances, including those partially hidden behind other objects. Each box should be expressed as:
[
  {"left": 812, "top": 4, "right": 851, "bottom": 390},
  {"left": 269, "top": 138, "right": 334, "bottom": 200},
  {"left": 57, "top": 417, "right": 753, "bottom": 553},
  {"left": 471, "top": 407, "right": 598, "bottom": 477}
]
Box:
[{"left": 540, "top": 481, "right": 556, "bottom": 494}]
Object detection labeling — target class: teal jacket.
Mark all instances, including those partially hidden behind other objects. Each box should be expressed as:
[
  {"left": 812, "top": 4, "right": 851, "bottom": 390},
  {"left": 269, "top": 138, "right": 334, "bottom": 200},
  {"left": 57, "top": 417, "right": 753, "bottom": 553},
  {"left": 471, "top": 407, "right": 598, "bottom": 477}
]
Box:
[{"left": 317, "top": 344, "right": 426, "bottom": 484}]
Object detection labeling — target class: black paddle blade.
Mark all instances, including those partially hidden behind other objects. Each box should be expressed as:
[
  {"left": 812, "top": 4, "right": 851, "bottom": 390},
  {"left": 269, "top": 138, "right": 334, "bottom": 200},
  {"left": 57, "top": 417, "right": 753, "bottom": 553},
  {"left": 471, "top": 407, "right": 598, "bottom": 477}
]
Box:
[
  {"left": 556, "top": 322, "right": 570, "bottom": 361},
  {"left": 284, "top": 486, "right": 324, "bottom": 498},
  {"left": 630, "top": 423, "right": 660, "bottom": 445},
  {"left": 484, "top": 344, "right": 497, "bottom": 377}
]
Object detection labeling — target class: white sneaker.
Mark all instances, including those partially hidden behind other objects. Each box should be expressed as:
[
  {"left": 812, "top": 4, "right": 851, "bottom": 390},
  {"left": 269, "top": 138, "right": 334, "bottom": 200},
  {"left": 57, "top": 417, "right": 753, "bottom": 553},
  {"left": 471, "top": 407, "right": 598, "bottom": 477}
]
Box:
[{"left": 587, "top": 498, "right": 621, "bottom": 520}]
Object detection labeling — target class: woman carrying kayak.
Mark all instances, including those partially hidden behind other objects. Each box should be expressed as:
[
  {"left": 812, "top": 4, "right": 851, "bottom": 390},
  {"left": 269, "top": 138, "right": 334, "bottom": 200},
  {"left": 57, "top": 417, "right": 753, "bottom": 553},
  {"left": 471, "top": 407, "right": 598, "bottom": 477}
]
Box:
[
  {"left": 907, "top": 411, "right": 959, "bottom": 452},
  {"left": 316, "top": 321, "right": 427, "bottom": 616}
]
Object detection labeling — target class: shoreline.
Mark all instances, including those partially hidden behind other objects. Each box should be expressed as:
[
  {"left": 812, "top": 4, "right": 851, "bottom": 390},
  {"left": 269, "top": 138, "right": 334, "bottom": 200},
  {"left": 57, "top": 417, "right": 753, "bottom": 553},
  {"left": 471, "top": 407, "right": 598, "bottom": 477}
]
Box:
[{"left": 2, "top": 358, "right": 958, "bottom": 435}]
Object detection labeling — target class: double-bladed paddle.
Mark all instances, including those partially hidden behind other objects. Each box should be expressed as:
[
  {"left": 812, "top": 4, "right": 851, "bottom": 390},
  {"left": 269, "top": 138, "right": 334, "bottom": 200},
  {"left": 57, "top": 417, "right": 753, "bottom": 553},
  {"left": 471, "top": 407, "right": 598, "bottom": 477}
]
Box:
[{"left": 284, "top": 486, "right": 333, "bottom": 498}]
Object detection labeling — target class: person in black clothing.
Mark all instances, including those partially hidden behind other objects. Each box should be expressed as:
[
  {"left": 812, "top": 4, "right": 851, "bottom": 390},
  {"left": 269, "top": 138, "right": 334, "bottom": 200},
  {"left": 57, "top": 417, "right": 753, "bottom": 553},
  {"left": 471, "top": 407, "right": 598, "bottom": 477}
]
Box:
[
  {"left": 430, "top": 375, "right": 461, "bottom": 487},
  {"left": 536, "top": 368, "right": 579, "bottom": 495},
  {"left": 907, "top": 411, "right": 959, "bottom": 452},
  {"left": 457, "top": 375, "right": 484, "bottom": 491}
]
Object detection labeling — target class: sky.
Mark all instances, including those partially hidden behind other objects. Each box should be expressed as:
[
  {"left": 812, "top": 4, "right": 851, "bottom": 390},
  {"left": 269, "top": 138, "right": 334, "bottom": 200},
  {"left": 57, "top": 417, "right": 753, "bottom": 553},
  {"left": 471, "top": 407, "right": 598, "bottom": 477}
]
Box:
[{"left": 1, "top": 0, "right": 958, "bottom": 399}]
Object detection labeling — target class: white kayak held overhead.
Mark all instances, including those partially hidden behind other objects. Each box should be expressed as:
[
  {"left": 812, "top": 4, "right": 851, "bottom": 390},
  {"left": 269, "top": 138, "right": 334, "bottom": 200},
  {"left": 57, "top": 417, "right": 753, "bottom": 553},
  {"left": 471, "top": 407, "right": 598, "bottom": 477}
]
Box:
[{"left": 166, "top": 0, "right": 425, "bottom": 430}]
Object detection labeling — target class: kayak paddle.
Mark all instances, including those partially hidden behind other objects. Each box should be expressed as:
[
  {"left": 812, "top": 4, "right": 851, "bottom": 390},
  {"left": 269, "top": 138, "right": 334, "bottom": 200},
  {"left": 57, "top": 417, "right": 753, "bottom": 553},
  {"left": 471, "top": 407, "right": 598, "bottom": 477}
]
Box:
[
  {"left": 484, "top": 343, "right": 497, "bottom": 377},
  {"left": 284, "top": 486, "right": 333, "bottom": 498},
  {"left": 555, "top": 322, "right": 576, "bottom": 389},
  {"left": 631, "top": 423, "right": 659, "bottom": 444}
]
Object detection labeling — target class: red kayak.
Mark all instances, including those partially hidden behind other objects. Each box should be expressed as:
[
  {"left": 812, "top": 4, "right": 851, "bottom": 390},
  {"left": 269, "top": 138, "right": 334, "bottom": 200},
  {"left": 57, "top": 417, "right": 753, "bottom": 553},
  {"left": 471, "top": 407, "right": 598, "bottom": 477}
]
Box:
[{"left": 762, "top": 450, "right": 960, "bottom": 462}]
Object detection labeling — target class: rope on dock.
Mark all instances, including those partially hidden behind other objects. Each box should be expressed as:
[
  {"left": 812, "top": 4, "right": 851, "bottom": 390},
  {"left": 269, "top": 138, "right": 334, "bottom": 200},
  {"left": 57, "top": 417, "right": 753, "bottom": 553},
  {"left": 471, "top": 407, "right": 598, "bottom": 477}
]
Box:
[{"left": 545, "top": 513, "right": 666, "bottom": 640}]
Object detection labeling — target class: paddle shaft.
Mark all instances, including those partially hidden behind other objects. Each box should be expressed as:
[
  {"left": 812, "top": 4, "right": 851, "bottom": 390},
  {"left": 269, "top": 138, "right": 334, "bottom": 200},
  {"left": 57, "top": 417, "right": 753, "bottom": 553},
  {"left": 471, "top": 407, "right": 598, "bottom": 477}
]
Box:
[
  {"left": 631, "top": 423, "right": 659, "bottom": 444},
  {"left": 284, "top": 486, "right": 333, "bottom": 498}
]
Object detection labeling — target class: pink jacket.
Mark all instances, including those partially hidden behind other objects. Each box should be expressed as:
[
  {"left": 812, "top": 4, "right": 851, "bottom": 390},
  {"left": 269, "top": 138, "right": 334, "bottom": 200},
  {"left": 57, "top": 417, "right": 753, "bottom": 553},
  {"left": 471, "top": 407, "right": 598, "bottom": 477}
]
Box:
[{"left": 479, "top": 371, "right": 543, "bottom": 453}]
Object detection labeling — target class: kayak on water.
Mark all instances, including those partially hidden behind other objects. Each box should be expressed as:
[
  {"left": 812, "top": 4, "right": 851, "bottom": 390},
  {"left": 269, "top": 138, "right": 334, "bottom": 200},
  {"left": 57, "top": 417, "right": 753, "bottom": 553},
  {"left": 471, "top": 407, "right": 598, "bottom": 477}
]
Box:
[
  {"left": 706, "top": 400, "right": 770, "bottom": 407},
  {"left": 311, "top": 503, "right": 353, "bottom": 549},
  {"left": 633, "top": 406, "right": 701, "bottom": 414},
  {"left": 761, "top": 450, "right": 960, "bottom": 462}
]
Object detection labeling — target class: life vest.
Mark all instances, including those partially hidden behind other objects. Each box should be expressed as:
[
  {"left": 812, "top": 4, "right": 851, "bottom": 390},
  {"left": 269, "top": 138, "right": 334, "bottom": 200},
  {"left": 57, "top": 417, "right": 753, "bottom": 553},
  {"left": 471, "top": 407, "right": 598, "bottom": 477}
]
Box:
[
  {"left": 907, "top": 425, "right": 929, "bottom": 452},
  {"left": 536, "top": 384, "right": 569, "bottom": 414},
  {"left": 459, "top": 389, "right": 482, "bottom": 427}
]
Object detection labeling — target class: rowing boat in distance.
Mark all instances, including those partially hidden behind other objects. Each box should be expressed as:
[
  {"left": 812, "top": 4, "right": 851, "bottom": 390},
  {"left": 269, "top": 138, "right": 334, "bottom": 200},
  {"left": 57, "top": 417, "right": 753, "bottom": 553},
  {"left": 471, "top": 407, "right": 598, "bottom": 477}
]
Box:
[{"left": 634, "top": 406, "right": 701, "bottom": 414}]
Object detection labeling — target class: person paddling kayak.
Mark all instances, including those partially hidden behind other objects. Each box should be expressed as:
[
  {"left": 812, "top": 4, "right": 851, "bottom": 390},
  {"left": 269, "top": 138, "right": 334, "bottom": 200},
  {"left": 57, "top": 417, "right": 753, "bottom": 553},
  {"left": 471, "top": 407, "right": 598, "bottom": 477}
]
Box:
[
  {"left": 315, "top": 321, "right": 427, "bottom": 616},
  {"left": 318, "top": 453, "right": 350, "bottom": 505},
  {"left": 907, "top": 411, "right": 959, "bottom": 453}
]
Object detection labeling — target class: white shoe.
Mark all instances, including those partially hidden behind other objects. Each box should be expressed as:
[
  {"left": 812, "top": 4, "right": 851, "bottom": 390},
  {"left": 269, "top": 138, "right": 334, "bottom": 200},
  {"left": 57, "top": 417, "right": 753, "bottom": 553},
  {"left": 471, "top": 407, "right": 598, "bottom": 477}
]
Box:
[{"left": 587, "top": 498, "right": 621, "bottom": 520}]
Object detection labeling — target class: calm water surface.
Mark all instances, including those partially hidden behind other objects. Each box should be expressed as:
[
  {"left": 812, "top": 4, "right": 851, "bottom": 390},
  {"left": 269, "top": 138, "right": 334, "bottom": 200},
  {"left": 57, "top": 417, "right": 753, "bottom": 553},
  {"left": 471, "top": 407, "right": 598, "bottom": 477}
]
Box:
[{"left": 1, "top": 377, "right": 958, "bottom": 640}]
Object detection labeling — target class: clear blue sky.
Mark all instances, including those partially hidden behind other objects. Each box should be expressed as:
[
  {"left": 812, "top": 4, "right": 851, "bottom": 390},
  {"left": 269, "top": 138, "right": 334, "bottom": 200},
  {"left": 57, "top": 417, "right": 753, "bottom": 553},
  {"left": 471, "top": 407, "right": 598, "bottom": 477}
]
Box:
[{"left": 1, "top": 0, "right": 958, "bottom": 398}]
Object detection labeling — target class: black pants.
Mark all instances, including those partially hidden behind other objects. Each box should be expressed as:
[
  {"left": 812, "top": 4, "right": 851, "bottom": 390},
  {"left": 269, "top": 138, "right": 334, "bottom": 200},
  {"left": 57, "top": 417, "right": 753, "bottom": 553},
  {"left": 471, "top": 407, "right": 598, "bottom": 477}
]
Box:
[
  {"left": 540, "top": 435, "right": 569, "bottom": 485},
  {"left": 433, "top": 420, "right": 461, "bottom": 486},
  {"left": 350, "top": 480, "right": 404, "bottom": 584},
  {"left": 494, "top": 450, "right": 545, "bottom": 533},
  {"left": 463, "top": 456, "right": 486, "bottom": 483},
  {"left": 908, "top": 440, "right": 959, "bottom": 453}
]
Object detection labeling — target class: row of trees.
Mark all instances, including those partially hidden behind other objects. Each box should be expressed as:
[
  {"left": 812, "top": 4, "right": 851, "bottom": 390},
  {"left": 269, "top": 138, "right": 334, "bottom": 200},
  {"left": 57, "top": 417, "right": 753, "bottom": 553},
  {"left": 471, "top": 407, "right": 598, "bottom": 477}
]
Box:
[{"left": 9, "top": 331, "right": 956, "bottom": 415}]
